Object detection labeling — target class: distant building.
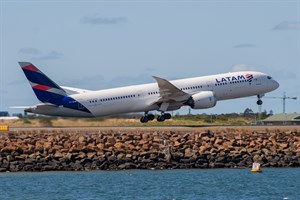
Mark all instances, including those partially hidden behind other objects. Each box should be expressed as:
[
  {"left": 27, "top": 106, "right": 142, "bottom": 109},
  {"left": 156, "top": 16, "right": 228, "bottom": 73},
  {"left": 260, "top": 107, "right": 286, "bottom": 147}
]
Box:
[
  {"left": 262, "top": 113, "right": 300, "bottom": 125},
  {"left": 0, "top": 111, "right": 9, "bottom": 117},
  {"left": 0, "top": 116, "right": 19, "bottom": 120},
  {"left": 12, "top": 113, "right": 23, "bottom": 118}
]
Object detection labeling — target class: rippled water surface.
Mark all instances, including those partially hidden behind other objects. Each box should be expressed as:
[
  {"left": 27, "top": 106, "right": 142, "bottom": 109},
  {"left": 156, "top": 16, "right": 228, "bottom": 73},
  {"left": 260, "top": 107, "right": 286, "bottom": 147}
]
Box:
[{"left": 0, "top": 168, "right": 299, "bottom": 200}]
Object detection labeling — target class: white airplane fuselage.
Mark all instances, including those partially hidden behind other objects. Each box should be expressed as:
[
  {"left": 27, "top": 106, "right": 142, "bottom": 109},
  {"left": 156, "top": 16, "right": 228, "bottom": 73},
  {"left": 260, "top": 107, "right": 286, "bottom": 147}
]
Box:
[{"left": 24, "top": 70, "right": 279, "bottom": 118}]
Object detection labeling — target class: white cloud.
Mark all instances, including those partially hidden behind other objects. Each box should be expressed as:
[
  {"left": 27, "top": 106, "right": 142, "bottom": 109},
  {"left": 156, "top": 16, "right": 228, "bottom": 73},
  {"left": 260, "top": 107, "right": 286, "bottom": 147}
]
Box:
[
  {"left": 18, "top": 48, "right": 63, "bottom": 60},
  {"left": 273, "top": 21, "right": 300, "bottom": 30},
  {"left": 32, "top": 51, "right": 63, "bottom": 60},
  {"left": 231, "top": 64, "right": 257, "bottom": 72},
  {"left": 18, "top": 47, "right": 41, "bottom": 55}
]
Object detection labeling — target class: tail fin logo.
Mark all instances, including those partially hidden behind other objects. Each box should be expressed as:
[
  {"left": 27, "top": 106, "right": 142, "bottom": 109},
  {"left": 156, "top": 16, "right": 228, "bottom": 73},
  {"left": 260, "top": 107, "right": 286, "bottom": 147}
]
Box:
[
  {"left": 22, "top": 64, "right": 40, "bottom": 72},
  {"left": 32, "top": 84, "right": 51, "bottom": 91},
  {"left": 19, "top": 62, "right": 67, "bottom": 105},
  {"left": 19, "top": 62, "right": 91, "bottom": 114},
  {"left": 29, "top": 82, "right": 66, "bottom": 96}
]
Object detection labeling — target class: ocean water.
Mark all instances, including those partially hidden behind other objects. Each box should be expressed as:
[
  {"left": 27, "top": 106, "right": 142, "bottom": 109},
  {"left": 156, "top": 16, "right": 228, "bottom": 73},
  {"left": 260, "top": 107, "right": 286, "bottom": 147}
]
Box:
[{"left": 0, "top": 168, "right": 299, "bottom": 200}]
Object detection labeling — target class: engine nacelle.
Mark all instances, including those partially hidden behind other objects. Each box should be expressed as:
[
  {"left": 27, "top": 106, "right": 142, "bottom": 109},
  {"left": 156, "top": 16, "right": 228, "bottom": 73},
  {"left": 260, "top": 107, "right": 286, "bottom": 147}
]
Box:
[{"left": 185, "top": 91, "right": 217, "bottom": 109}]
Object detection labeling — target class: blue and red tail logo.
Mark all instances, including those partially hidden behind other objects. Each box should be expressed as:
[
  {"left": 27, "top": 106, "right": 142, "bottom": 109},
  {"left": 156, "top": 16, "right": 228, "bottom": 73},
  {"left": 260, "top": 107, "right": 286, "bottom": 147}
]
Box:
[
  {"left": 19, "top": 62, "right": 91, "bottom": 114},
  {"left": 19, "top": 62, "right": 67, "bottom": 105}
]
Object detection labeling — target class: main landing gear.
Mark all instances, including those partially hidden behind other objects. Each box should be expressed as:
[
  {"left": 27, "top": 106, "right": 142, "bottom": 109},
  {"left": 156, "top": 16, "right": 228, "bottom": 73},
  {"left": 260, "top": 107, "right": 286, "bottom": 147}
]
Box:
[
  {"left": 140, "top": 112, "right": 172, "bottom": 123},
  {"left": 140, "top": 113, "right": 155, "bottom": 123},
  {"left": 157, "top": 112, "right": 171, "bottom": 122}
]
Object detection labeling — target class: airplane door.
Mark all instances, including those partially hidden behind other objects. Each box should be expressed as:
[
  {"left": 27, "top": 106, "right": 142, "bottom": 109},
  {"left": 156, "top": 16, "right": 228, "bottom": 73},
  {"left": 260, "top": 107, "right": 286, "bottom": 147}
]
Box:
[{"left": 137, "top": 90, "right": 146, "bottom": 99}]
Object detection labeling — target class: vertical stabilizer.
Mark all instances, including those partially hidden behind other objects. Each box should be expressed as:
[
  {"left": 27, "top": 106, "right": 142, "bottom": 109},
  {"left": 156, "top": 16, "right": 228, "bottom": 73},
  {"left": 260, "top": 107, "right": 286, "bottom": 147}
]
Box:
[{"left": 19, "top": 62, "right": 67, "bottom": 105}]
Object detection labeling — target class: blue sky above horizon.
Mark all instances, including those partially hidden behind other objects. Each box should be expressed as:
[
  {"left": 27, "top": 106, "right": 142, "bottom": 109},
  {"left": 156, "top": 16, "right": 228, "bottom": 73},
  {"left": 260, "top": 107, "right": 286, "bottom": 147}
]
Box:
[{"left": 0, "top": 0, "right": 299, "bottom": 115}]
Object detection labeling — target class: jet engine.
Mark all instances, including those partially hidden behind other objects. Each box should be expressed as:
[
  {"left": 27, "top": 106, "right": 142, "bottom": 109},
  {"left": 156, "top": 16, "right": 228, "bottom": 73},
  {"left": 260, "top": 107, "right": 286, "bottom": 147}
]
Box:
[{"left": 185, "top": 91, "right": 217, "bottom": 109}]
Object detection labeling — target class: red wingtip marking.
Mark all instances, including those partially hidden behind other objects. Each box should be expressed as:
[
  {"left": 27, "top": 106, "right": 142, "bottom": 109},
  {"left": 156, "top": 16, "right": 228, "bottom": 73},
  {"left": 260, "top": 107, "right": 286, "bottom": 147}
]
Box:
[
  {"left": 32, "top": 84, "right": 51, "bottom": 91},
  {"left": 23, "top": 64, "right": 39, "bottom": 72}
]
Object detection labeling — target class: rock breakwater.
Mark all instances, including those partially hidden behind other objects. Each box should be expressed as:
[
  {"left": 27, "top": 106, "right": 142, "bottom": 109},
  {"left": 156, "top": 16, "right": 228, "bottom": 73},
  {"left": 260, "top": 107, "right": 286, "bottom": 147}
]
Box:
[{"left": 1, "top": 127, "right": 300, "bottom": 172}]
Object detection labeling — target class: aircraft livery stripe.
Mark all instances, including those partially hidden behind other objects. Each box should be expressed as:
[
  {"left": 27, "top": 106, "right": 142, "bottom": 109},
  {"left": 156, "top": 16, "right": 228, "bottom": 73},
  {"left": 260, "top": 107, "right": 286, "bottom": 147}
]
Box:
[
  {"left": 32, "top": 84, "right": 51, "bottom": 91},
  {"left": 22, "top": 64, "right": 40, "bottom": 72},
  {"left": 63, "top": 96, "right": 92, "bottom": 114},
  {"left": 30, "top": 87, "right": 91, "bottom": 113},
  {"left": 22, "top": 69, "right": 61, "bottom": 89},
  {"left": 32, "top": 89, "right": 65, "bottom": 105},
  {"left": 29, "top": 81, "right": 66, "bottom": 96},
  {"left": 47, "top": 88, "right": 68, "bottom": 96}
]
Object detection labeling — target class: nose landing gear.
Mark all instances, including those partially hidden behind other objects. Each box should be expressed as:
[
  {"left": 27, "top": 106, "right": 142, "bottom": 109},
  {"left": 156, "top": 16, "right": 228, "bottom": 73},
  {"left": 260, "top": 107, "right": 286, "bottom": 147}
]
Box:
[
  {"left": 257, "top": 95, "right": 263, "bottom": 105},
  {"left": 257, "top": 99, "right": 263, "bottom": 105},
  {"left": 256, "top": 94, "right": 264, "bottom": 125}
]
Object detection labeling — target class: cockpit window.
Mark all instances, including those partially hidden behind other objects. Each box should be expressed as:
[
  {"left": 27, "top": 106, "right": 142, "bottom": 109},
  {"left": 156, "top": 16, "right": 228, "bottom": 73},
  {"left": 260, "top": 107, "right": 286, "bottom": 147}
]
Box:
[{"left": 267, "top": 76, "right": 272, "bottom": 79}]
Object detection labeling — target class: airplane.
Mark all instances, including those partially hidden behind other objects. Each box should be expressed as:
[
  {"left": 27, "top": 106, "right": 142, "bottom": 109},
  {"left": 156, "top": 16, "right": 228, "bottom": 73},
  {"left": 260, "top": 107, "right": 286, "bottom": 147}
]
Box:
[{"left": 18, "top": 62, "right": 279, "bottom": 123}]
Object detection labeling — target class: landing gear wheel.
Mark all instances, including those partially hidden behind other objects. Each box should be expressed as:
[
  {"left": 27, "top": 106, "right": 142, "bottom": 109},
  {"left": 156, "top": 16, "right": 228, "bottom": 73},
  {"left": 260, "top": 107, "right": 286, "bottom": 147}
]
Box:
[
  {"left": 157, "top": 115, "right": 165, "bottom": 122},
  {"left": 140, "top": 116, "right": 149, "bottom": 123},
  {"left": 257, "top": 100, "right": 263, "bottom": 105},
  {"left": 164, "top": 113, "right": 171, "bottom": 119},
  {"left": 148, "top": 114, "right": 155, "bottom": 121}
]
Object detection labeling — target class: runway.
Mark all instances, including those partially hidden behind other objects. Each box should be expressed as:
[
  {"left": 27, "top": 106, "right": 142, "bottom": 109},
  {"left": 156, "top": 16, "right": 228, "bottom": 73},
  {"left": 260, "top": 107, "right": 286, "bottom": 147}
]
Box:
[{"left": 8, "top": 125, "right": 300, "bottom": 132}]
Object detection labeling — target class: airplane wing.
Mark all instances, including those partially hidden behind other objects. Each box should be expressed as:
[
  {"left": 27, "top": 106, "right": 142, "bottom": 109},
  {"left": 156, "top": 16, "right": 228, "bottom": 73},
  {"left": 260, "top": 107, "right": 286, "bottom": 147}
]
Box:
[
  {"left": 150, "top": 76, "right": 191, "bottom": 111},
  {"left": 152, "top": 76, "right": 190, "bottom": 102},
  {"left": 60, "top": 86, "right": 93, "bottom": 94}
]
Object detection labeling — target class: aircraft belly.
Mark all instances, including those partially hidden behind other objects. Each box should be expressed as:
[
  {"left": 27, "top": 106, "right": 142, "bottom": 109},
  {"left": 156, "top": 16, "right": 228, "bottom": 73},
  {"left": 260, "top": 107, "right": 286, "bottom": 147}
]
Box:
[
  {"left": 29, "top": 106, "right": 94, "bottom": 117},
  {"left": 91, "top": 100, "right": 149, "bottom": 117}
]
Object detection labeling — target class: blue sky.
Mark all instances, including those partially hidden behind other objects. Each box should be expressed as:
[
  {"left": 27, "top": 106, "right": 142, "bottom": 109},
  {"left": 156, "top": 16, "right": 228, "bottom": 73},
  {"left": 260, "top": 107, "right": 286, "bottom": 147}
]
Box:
[{"left": 0, "top": 0, "right": 299, "bottom": 115}]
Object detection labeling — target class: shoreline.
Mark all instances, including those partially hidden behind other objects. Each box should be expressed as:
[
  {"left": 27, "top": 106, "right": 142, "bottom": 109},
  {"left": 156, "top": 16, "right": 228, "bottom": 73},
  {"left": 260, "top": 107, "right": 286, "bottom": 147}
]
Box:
[
  {"left": 1, "top": 167, "right": 299, "bottom": 174},
  {"left": 1, "top": 126, "right": 300, "bottom": 172}
]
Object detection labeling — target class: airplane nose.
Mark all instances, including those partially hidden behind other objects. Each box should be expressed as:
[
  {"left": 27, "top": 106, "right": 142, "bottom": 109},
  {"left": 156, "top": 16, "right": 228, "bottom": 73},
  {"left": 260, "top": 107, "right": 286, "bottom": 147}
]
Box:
[{"left": 273, "top": 80, "right": 279, "bottom": 90}]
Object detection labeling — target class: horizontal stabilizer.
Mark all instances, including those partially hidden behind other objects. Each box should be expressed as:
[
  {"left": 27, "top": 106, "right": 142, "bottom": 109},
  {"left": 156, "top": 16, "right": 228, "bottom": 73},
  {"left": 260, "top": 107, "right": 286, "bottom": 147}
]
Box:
[
  {"left": 61, "top": 86, "right": 93, "bottom": 94},
  {"left": 10, "top": 106, "right": 33, "bottom": 109}
]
